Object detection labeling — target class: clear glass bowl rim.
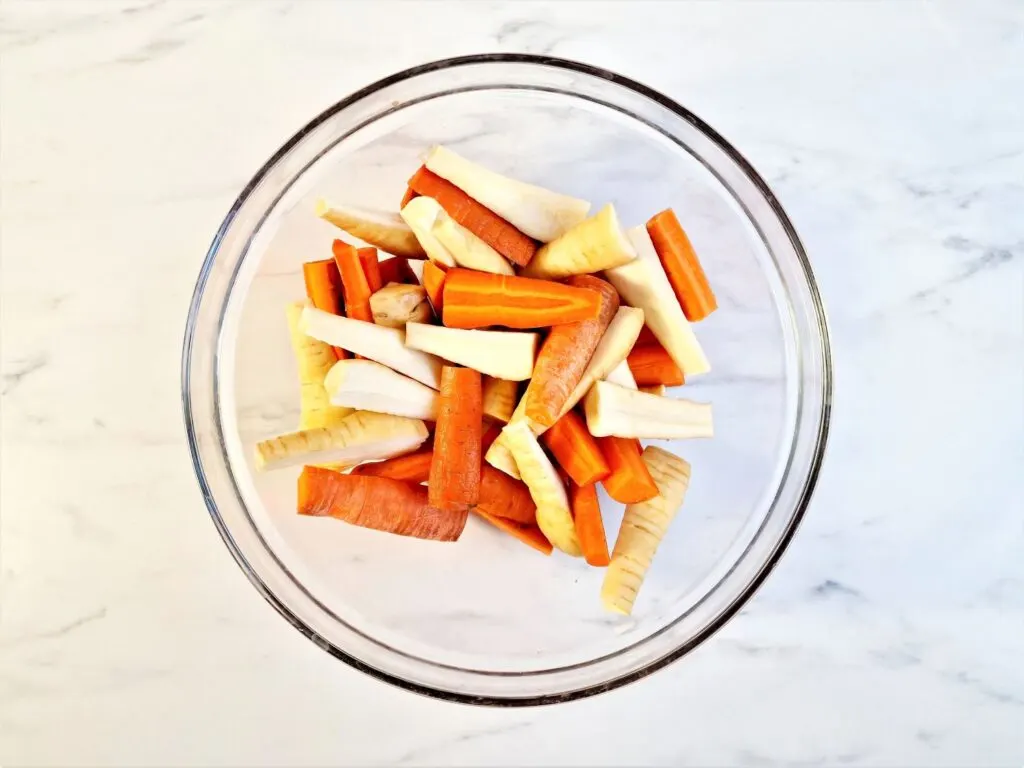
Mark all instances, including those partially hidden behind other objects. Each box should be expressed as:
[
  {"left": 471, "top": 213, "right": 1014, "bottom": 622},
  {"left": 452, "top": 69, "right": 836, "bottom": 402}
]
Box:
[{"left": 182, "top": 53, "right": 833, "bottom": 706}]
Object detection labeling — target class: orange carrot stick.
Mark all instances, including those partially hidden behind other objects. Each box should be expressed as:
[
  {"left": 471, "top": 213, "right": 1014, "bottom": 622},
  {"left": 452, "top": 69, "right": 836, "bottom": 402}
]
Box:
[
  {"left": 569, "top": 480, "right": 610, "bottom": 566},
  {"left": 298, "top": 466, "right": 466, "bottom": 541},
  {"left": 379, "top": 256, "right": 417, "bottom": 286},
  {"left": 407, "top": 166, "right": 538, "bottom": 267},
  {"left": 523, "top": 275, "right": 619, "bottom": 427},
  {"left": 421, "top": 260, "right": 447, "bottom": 314},
  {"left": 400, "top": 186, "right": 418, "bottom": 208},
  {"left": 627, "top": 343, "right": 685, "bottom": 387},
  {"left": 598, "top": 436, "right": 659, "bottom": 504},
  {"left": 358, "top": 247, "right": 383, "bottom": 294},
  {"left": 542, "top": 410, "right": 610, "bottom": 486},
  {"left": 475, "top": 510, "right": 553, "bottom": 555},
  {"left": 351, "top": 448, "right": 433, "bottom": 483},
  {"left": 646, "top": 209, "right": 717, "bottom": 322},
  {"left": 302, "top": 259, "right": 347, "bottom": 360},
  {"left": 479, "top": 465, "right": 536, "bottom": 525},
  {"left": 332, "top": 240, "right": 374, "bottom": 324},
  {"left": 428, "top": 367, "right": 482, "bottom": 521},
  {"left": 441, "top": 268, "right": 604, "bottom": 330}
]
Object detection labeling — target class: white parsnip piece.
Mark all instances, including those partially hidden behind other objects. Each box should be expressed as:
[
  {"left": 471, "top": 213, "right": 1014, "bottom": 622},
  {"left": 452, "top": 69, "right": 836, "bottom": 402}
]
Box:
[
  {"left": 324, "top": 359, "right": 439, "bottom": 420},
  {"left": 370, "top": 284, "right": 432, "bottom": 328},
  {"left": 254, "top": 411, "right": 428, "bottom": 471},
  {"left": 602, "top": 446, "right": 692, "bottom": 615},
  {"left": 300, "top": 306, "right": 443, "bottom": 389},
  {"left": 400, "top": 197, "right": 457, "bottom": 267},
  {"left": 583, "top": 381, "right": 713, "bottom": 439},
  {"left": 405, "top": 323, "right": 537, "bottom": 381},
  {"left": 501, "top": 420, "right": 581, "bottom": 556},
  {"left": 521, "top": 204, "right": 636, "bottom": 279},
  {"left": 315, "top": 200, "right": 426, "bottom": 259},
  {"left": 482, "top": 377, "right": 518, "bottom": 423},
  {"left": 605, "top": 226, "right": 710, "bottom": 376},
  {"left": 285, "top": 301, "right": 352, "bottom": 430}
]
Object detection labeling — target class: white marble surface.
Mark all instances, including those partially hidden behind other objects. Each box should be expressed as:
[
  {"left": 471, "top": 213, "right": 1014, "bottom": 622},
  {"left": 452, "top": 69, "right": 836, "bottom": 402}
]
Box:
[{"left": 1, "top": 0, "right": 1022, "bottom": 765}]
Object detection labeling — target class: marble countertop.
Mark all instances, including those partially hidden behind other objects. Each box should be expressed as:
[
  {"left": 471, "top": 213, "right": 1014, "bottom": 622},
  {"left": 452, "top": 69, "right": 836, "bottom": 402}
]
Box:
[{"left": 2, "top": 1, "right": 1022, "bottom": 765}]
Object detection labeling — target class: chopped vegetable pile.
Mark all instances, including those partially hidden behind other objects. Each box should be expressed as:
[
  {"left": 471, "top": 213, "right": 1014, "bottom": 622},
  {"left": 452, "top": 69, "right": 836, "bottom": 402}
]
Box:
[{"left": 254, "top": 146, "right": 717, "bottom": 616}]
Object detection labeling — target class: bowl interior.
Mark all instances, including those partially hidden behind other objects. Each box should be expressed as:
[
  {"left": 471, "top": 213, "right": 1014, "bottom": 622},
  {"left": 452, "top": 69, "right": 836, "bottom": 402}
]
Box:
[{"left": 224, "top": 86, "right": 793, "bottom": 676}]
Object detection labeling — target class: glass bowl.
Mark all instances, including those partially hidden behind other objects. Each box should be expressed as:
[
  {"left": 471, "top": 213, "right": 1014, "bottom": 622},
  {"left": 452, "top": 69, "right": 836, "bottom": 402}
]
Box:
[{"left": 182, "top": 54, "right": 832, "bottom": 705}]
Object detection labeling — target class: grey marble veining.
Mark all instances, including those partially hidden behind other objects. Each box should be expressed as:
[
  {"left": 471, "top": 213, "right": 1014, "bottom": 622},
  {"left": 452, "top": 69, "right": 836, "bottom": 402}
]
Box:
[{"left": 1, "top": 0, "right": 1021, "bottom": 765}]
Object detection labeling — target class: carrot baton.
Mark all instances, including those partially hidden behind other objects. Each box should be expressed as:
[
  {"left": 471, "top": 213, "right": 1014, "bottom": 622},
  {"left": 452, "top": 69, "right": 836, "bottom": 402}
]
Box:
[
  {"left": 378, "top": 256, "right": 418, "bottom": 286},
  {"left": 542, "top": 410, "right": 610, "bottom": 487},
  {"left": 298, "top": 467, "right": 465, "bottom": 541},
  {"left": 421, "top": 260, "right": 447, "bottom": 314},
  {"left": 441, "top": 268, "right": 604, "bottom": 330},
  {"left": 302, "top": 259, "right": 347, "bottom": 360},
  {"left": 646, "top": 209, "right": 717, "bottom": 322},
  {"left": 428, "top": 367, "right": 482, "bottom": 522},
  {"left": 407, "top": 166, "right": 538, "bottom": 267},
  {"left": 569, "top": 479, "right": 610, "bottom": 566},
  {"left": 598, "top": 436, "right": 659, "bottom": 504},
  {"left": 522, "top": 275, "right": 619, "bottom": 427},
  {"left": 351, "top": 448, "right": 434, "bottom": 483},
  {"left": 479, "top": 465, "right": 536, "bottom": 525},
  {"left": 627, "top": 344, "right": 685, "bottom": 387},
  {"left": 358, "top": 247, "right": 383, "bottom": 294},
  {"left": 332, "top": 240, "right": 375, "bottom": 324}
]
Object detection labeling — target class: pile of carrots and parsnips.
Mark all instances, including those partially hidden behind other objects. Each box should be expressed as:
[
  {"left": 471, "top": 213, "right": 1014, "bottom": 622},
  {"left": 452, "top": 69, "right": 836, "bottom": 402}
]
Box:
[{"left": 256, "top": 146, "right": 717, "bottom": 616}]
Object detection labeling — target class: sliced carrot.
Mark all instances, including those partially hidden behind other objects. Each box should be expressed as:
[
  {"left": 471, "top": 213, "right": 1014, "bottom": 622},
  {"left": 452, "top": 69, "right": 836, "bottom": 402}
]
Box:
[
  {"left": 379, "top": 256, "right": 417, "bottom": 286},
  {"left": 646, "top": 209, "right": 717, "bottom": 322},
  {"left": 400, "top": 186, "right": 418, "bottom": 208},
  {"left": 407, "top": 166, "right": 537, "bottom": 267},
  {"left": 421, "top": 260, "right": 447, "bottom": 314},
  {"left": 479, "top": 465, "right": 536, "bottom": 525},
  {"left": 598, "top": 436, "right": 659, "bottom": 504},
  {"left": 441, "top": 268, "right": 604, "bottom": 330},
  {"left": 332, "top": 240, "right": 374, "bottom": 324},
  {"left": 542, "top": 410, "right": 610, "bottom": 486},
  {"left": 297, "top": 466, "right": 465, "bottom": 541},
  {"left": 351, "top": 448, "right": 433, "bottom": 483},
  {"left": 475, "top": 510, "right": 553, "bottom": 555},
  {"left": 523, "top": 275, "right": 619, "bottom": 427},
  {"left": 569, "top": 480, "right": 610, "bottom": 566},
  {"left": 428, "top": 367, "right": 482, "bottom": 521},
  {"left": 627, "top": 343, "right": 685, "bottom": 387},
  {"left": 302, "top": 259, "right": 346, "bottom": 360},
  {"left": 358, "top": 247, "right": 383, "bottom": 294}
]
